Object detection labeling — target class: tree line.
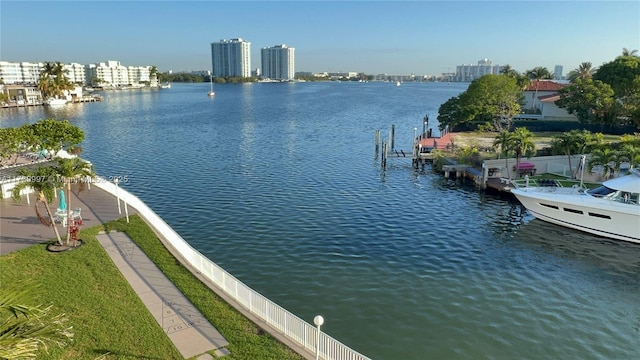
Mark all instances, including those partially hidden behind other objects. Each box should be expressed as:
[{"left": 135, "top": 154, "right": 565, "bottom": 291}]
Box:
[{"left": 438, "top": 48, "right": 640, "bottom": 132}]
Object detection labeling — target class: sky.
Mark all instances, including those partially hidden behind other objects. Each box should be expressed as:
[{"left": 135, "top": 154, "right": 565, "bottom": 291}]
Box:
[{"left": 1, "top": 1, "right": 639, "bottom": 76}]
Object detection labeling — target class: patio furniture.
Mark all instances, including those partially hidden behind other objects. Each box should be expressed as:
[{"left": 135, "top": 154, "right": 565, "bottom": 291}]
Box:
[
  {"left": 54, "top": 210, "right": 68, "bottom": 228},
  {"left": 71, "top": 208, "right": 82, "bottom": 220}
]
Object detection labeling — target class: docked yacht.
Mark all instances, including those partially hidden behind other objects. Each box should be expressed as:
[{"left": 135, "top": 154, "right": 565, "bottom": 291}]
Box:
[
  {"left": 44, "top": 98, "right": 69, "bottom": 106},
  {"left": 511, "top": 169, "right": 640, "bottom": 243}
]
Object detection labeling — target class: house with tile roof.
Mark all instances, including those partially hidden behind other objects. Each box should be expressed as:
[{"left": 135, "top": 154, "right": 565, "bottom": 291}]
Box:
[{"left": 515, "top": 80, "right": 578, "bottom": 121}]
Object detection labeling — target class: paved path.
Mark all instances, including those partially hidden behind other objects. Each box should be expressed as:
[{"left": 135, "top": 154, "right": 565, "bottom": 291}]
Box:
[
  {"left": 0, "top": 184, "right": 230, "bottom": 359},
  {"left": 97, "top": 231, "right": 229, "bottom": 359},
  {"left": 0, "top": 184, "right": 134, "bottom": 255}
]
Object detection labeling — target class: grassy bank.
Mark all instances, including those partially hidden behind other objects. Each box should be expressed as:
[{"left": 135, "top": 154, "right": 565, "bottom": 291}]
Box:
[{"left": 0, "top": 215, "right": 303, "bottom": 360}]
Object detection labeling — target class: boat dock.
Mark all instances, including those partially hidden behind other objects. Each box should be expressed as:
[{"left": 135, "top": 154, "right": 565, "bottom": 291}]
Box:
[
  {"left": 1, "top": 95, "right": 102, "bottom": 108},
  {"left": 72, "top": 95, "right": 103, "bottom": 103},
  {"left": 376, "top": 118, "right": 597, "bottom": 195}
]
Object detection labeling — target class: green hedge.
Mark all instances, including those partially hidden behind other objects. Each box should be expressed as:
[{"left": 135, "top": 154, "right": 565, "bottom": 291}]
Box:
[{"left": 511, "top": 120, "right": 637, "bottom": 135}]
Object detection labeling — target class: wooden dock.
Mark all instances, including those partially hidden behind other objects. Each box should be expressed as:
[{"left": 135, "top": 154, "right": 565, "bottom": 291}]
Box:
[{"left": 417, "top": 131, "right": 455, "bottom": 151}]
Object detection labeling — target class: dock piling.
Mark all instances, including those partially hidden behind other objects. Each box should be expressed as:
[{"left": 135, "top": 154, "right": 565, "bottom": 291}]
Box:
[{"left": 390, "top": 124, "right": 395, "bottom": 151}]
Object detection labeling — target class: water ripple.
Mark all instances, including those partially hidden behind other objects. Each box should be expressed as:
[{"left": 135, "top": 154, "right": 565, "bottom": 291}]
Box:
[{"left": 3, "top": 82, "right": 640, "bottom": 359}]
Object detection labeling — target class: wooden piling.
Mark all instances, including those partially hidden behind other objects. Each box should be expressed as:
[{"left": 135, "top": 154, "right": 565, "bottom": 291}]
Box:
[{"left": 390, "top": 124, "right": 395, "bottom": 150}]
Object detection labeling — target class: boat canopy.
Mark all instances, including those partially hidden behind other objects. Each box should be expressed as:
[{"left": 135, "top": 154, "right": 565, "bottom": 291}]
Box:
[{"left": 602, "top": 171, "right": 640, "bottom": 194}]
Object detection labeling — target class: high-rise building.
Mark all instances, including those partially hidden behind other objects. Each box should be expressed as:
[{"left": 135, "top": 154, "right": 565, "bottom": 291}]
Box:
[
  {"left": 554, "top": 65, "right": 563, "bottom": 80},
  {"left": 454, "top": 58, "right": 503, "bottom": 82},
  {"left": 210, "top": 38, "right": 251, "bottom": 78},
  {"left": 260, "top": 44, "right": 295, "bottom": 80}
]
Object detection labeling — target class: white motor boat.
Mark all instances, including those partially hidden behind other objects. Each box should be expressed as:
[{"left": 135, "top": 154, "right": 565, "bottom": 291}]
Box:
[
  {"left": 208, "top": 71, "right": 215, "bottom": 97},
  {"left": 511, "top": 169, "right": 640, "bottom": 243},
  {"left": 44, "top": 98, "right": 69, "bottom": 106}
]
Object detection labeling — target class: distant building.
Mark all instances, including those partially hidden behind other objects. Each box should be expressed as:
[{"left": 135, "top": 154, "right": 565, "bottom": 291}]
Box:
[
  {"left": 1, "top": 59, "right": 155, "bottom": 92},
  {"left": 0, "top": 61, "right": 85, "bottom": 85},
  {"left": 64, "top": 63, "right": 87, "bottom": 84},
  {"left": 1, "top": 84, "right": 42, "bottom": 105},
  {"left": 210, "top": 38, "right": 252, "bottom": 78},
  {"left": 454, "top": 58, "right": 503, "bottom": 82},
  {"left": 260, "top": 44, "right": 295, "bottom": 80},
  {"left": 0, "top": 61, "right": 42, "bottom": 84},
  {"left": 554, "top": 65, "right": 563, "bottom": 80},
  {"left": 84, "top": 60, "right": 151, "bottom": 87}
]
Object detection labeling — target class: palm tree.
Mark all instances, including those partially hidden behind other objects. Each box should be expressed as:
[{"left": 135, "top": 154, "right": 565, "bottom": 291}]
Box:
[
  {"left": 0, "top": 286, "right": 73, "bottom": 359},
  {"left": 525, "top": 66, "right": 554, "bottom": 80},
  {"left": 493, "top": 130, "right": 512, "bottom": 179},
  {"left": 11, "top": 166, "right": 64, "bottom": 244},
  {"left": 55, "top": 158, "right": 95, "bottom": 245},
  {"left": 588, "top": 147, "right": 620, "bottom": 180},
  {"left": 618, "top": 143, "right": 640, "bottom": 170},
  {"left": 622, "top": 48, "right": 638, "bottom": 57},
  {"left": 149, "top": 65, "right": 158, "bottom": 86},
  {"left": 37, "top": 66, "right": 53, "bottom": 100},
  {"left": 37, "top": 61, "right": 74, "bottom": 100},
  {"left": 499, "top": 64, "right": 518, "bottom": 77},
  {"left": 550, "top": 129, "right": 588, "bottom": 178},
  {"left": 567, "top": 62, "right": 596, "bottom": 83},
  {"left": 509, "top": 127, "right": 536, "bottom": 178},
  {"left": 500, "top": 64, "right": 530, "bottom": 90}
]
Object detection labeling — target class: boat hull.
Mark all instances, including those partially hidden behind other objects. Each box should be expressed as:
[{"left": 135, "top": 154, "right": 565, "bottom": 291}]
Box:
[
  {"left": 512, "top": 188, "right": 640, "bottom": 243},
  {"left": 44, "top": 98, "right": 69, "bottom": 106}
]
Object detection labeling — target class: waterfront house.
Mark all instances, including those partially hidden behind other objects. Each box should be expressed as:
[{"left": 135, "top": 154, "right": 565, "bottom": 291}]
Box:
[{"left": 516, "top": 80, "right": 578, "bottom": 121}]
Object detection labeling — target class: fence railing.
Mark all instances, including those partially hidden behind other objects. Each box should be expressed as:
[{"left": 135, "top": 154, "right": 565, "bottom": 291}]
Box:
[
  {"left": 547, "top": 162, "right": 572, "bottom": 178},
  {"left": 92, "top": 177, "right": 370, "bottom": 360}
]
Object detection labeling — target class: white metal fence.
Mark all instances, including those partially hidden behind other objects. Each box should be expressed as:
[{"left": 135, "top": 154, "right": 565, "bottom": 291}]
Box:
[
  {"left": 547, "top": 162, "right": 573, "bottom": 178},
  {"left": 93, "top": 177, "right": 370, "bottom": 360}
]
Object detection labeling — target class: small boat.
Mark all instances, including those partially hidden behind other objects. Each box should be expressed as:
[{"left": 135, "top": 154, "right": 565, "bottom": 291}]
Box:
[
  {"left": 396, "top": 81, "right": 401, "bottom": 86},
  {"left": 44, "top": 98, "right": 69, "bottom": 106},
  {"left": 511, "top": 168, "right": 640, "bottom": 243},
  {"left": 208, "top": 71, "right": 215, "bottom": 97},
  {"left": 159, "top": 82, "right": 171, "bottom": 89}
]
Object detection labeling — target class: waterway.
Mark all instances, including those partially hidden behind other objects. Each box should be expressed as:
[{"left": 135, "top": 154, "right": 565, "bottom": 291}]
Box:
[{"left": 2, "top": 82, "right": 639, "bottom": 359}]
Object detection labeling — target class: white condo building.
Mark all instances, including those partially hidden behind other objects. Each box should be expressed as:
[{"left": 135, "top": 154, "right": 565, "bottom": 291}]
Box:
[
  {"left": 0, "top": 61, "right": 87, "bottom": 85},
  {"left": 210, "top": 38, "right": 251, "bottom": 78},
  {"left": 0, "top": 61, "right": 42, "bottom": 84},
  {"left": 261, "top": 44, "right": 295, "bottom": 81},
  {"left": 454, "top": 58, "right": 503, "bottom": 82},
  {"left": 85, "top": 60, "right": 151, "bottom": 87},
  {"left": 0, "top": 60, "right": 150, "bottom": 87},
  {"left": 64, "top": 63, "right": 86, "bottom": 84},
  {"left": 554, "top": 65, "right": 563, "bottom": 80}
]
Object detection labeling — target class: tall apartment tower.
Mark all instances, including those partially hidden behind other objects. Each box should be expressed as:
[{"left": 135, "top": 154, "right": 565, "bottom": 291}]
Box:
[
  {"left": 454, "top": 58, "right": 503, "bottom": 82},
  {"left": 554, "top": 65, "right": 563, "bottom": 80},
  {"left": 261, "top": 44, "right": 295, "bottom": 80},
  {"left": 210, "top": 38, "right": 251, "bottom": 78}
]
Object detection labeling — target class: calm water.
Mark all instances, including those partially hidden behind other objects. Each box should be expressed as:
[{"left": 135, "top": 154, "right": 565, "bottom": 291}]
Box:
[{"left": 2, "top": 82, "right": 640, "bottom": 359}]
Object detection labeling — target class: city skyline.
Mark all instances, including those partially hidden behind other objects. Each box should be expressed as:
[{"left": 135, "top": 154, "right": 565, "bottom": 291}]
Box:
[{"left": 1, "top": 1, "right": 638, "bottom": 76}]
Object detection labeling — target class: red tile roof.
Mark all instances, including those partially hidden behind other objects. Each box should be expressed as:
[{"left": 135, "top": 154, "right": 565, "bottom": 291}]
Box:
[{"left": 524, "top": 80, "right": 567, "bottom": 91}]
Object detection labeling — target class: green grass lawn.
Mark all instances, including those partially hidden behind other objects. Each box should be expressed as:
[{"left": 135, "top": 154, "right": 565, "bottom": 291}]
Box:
[{"left": 0, "top": 215, "right": 304, "bottom": 360}]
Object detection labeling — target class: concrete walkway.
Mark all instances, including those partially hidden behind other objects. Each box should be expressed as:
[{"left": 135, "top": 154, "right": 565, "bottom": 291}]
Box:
[
  {"left": 97, "top": 231, "right": 229, "bottom": 359},
  {"left": 0, "top": 184, "right": 135, "bottom": 255},
  {"left": 0, "top": 185, "right": 229, "bottom": 359}
]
